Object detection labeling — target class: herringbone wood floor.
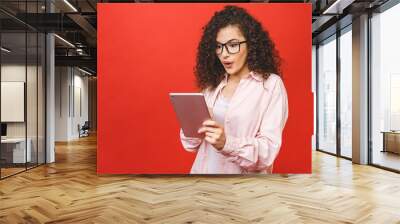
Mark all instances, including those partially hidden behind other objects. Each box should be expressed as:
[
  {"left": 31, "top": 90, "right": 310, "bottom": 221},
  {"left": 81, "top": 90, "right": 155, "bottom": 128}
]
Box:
[{"left": 1, "top": 134, "right": 400, "bottom": 224}]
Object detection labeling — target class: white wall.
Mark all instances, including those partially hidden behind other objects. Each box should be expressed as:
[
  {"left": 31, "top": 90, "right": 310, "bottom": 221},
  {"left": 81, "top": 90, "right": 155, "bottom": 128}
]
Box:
[
  {"left": 55, "top": 66, "right": 69, "bottom": 141},
  {"left": 312, "top": 45, "right": 316, "bottom": 151},
  {"left": 1, "top": 65, "right": 38, "bottom": 137},
  {"left": 1, "top": 63, "right": 46, "bottom": 164},
  {"left": 55, "top": 67, "right": 89, "bottom": 141},
  {"left": 72, "top": 73, "right": 89, "bottom": 138}
]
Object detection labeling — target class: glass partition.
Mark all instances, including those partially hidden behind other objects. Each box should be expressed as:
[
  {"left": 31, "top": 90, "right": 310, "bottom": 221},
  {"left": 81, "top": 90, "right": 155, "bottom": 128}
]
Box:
[
  {"left": 0, "top": 1, "right": 46, "bottom": 179},
  {"left": 1, "top": 30, "right": 28, "bottom": 178}
]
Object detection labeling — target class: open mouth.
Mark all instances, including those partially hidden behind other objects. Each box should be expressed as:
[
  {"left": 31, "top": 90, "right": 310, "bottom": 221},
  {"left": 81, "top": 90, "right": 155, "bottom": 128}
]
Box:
[{"left": 222, "top": 61, "right": 233, "bottom": 68}]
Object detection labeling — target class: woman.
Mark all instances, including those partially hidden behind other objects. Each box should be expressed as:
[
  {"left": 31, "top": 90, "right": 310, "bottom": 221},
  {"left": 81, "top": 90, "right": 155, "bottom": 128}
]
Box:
[{"left": 180, "top": 5, "right": 288, "bottom": 174}]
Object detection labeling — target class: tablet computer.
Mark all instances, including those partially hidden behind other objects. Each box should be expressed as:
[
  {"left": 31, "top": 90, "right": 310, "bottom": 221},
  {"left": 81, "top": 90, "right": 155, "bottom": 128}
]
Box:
[{"left": 169, "top": 93, "right": 211, "bottom": 138}]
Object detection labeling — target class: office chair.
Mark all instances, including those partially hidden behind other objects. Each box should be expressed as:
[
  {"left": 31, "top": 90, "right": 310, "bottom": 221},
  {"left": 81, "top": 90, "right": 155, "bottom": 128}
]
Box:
[{"left": 79, "top": 121, "right": 90, "bottom": 138}]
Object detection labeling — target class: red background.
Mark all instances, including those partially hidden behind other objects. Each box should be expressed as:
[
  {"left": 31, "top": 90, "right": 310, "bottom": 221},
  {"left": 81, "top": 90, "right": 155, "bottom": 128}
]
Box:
[{"left": 98, "top": 3, "right": 312, "bottom": 174}]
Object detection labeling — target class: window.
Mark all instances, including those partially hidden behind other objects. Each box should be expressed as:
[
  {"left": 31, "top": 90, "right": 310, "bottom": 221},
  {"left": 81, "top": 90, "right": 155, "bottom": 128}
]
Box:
[
  {"left": 317, "top": 35, "right": 337, "bottom": 154},
  {"left": 370, "top": 2, "right": 400, "bottom": 171},
  {"left": 0, "top": 1, "right": 46, "bottom": 179},
  {"left": 339, "top": 27, "right": 352, "bottom": 158}
]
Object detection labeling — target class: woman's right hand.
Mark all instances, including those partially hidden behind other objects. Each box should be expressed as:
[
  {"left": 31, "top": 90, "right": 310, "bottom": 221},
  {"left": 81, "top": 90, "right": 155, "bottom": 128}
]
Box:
[{"left": 198, "top": 119, "right": 226, "bottom": 151}]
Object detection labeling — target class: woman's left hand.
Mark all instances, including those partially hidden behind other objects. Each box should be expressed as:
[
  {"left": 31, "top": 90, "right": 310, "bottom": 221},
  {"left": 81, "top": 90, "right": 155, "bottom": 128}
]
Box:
[{"left": 198, "top": 119, "right": 226, "bottom": 150}]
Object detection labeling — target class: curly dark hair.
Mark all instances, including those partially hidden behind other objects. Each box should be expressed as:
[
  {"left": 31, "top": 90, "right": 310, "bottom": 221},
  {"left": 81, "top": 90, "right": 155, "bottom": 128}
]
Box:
[{"left": 195, "top": 5, "right": 282, "bottom": 90}]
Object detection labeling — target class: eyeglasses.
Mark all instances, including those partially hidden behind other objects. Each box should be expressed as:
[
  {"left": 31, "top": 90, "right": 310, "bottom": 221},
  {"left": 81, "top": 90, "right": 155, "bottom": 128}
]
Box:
[{"left": 215, "top": 40, "right": 247, "bottom": 55}]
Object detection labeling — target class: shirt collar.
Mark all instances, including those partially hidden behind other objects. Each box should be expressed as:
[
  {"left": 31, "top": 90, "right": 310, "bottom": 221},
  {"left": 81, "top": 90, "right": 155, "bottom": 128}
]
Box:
[
  {"left": 249, "top": 71, "right": 264, "bottom": 82},
  {"left": 222, "top": 71, "right": 263, "bottom": 84}
]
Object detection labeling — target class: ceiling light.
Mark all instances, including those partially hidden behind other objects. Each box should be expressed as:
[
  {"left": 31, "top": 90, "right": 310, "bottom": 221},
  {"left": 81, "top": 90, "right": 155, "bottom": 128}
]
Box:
[
  {"left": 54, "top": 34, "right": 75, "bottom": 48},
  {"left": 78, "top": 67, "right": 93, "bottom": 76},
  {"left": 322, "top": 0, "right": 355, "bottom": 15},
  {"left": 1, "top": 47, "right": 11, "bottom": 53},
  {"left": 63, "top": 0, "right": 78, "bottom": 12}
]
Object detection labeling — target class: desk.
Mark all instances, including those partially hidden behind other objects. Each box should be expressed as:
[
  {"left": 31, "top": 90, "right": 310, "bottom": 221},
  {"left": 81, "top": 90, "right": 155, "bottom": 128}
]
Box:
[
  {"left": 381, "top": 131, "right": 400, "bottom": 154},
  {"left": 1, "top": 138, "right": 31, "bottom": 164}
]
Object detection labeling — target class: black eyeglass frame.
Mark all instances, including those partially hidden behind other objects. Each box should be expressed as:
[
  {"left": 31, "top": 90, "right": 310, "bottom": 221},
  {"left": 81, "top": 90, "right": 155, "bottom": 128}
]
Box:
[{"left": 215, "top": 40, "right": 247, "bottom": 55}]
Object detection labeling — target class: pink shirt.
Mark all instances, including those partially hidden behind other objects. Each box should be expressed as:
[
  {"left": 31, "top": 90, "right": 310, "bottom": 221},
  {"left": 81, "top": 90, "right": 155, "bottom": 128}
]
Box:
[{"left": 180, "top": 71, "right": 289, "bottom": 174}]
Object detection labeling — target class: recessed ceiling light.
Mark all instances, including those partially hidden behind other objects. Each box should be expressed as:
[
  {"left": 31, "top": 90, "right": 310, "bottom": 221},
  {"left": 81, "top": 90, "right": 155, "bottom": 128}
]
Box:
[
  {"left": 54, "top": 34, "right": 75, "bottom": 48},
  {"left": 1, "top": 47, "right": 11, "bottom": 53},
  {"left": 63, "top": 0, "right": 78, "bottom": 12},
  {"left": 78, "top": 67, "right": 93, "bottom": 76},
  {"left": 322, "top": 0, "right": 355, "bottom": 15}
]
